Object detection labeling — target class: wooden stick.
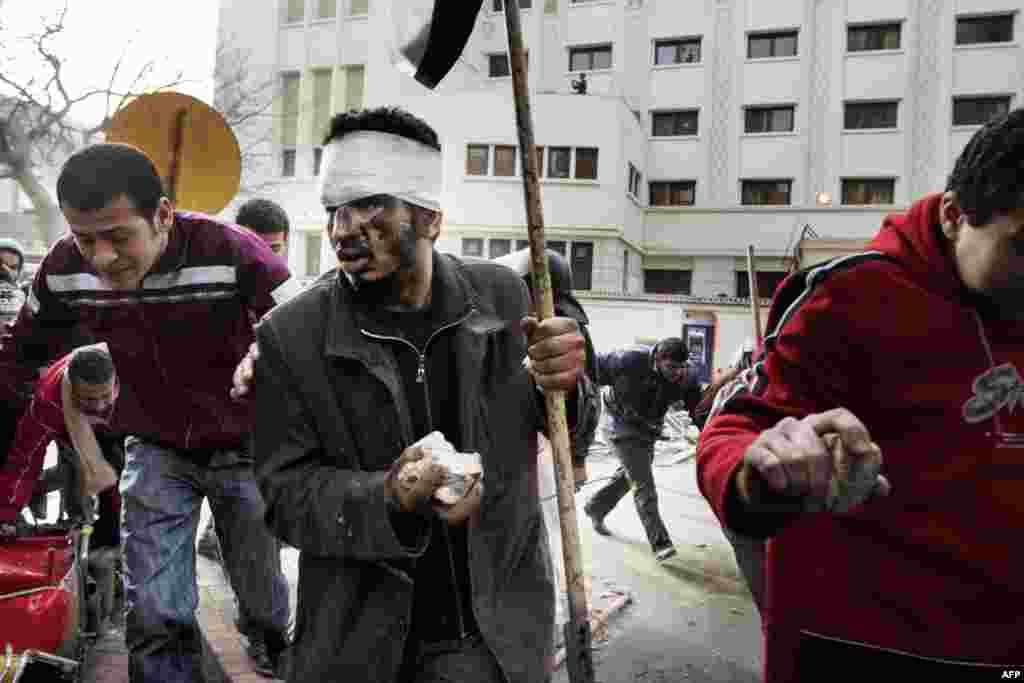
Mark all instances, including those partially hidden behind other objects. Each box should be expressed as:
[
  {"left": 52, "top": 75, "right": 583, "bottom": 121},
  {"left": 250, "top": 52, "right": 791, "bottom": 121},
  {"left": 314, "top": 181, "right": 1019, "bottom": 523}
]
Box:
[
  {"left": 746, "top": 244, "right": 764, "bottom": 349},
  {"left": 167, "top": 108, "right": 188, "bottom": 203},
  {"left": 503, "top": 2, "right": 595, "bottom": 681}
]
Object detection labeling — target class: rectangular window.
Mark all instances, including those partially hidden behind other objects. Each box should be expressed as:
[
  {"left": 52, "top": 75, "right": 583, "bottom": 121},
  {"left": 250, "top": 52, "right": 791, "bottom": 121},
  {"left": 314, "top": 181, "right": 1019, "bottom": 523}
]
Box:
[
  {"left": 956, "top": 14, "right": 1014, "bottom": 45},
  {"left": 847, "top": 23, "right": 901, "bottom": 51},
  {"left": 844, "top": 101, "right": 899, "bottom": 129},
  {"left": 488, "top": 239, "right": 512, "bottom": 259},
  {"left": 736, "top": 271, "right": 786, "bottom": 299},
  {"left": 284, "top": 0, "right": 304, "bottom": 24},
  {"left": 548, "top": 240, "right": 567, "bottom": 257},
  {"left": 306, "top": 233, "right": 322, "bottom": 276},
  {"left": 492, "top": 0, "right": 532, "bottom": 9},
  {"left": 953, "top": 95, "right": 1012, "bottom": 126},
  {"left": 317, "top": 0, "right": 336, "bottom": 19},
  {"left": 569, "top": 44, "right": 612, "bottom": 71},
  {"left": 462, "top": 238, "right": 484, "bottom": 257},
  {"left": 575, "top": 147, "right": 599, "bottom": 180},
  {"left": 281, "top": 149, "right": 296, "bottom": 177},
  {"left": 311, "top": 68, "right": 333, "bottom": 141},
  {"left": 515, "top": 240, "right": 529, "bottom": 251},
  {"left": 654, "top": 37, "right": 701, "bottom": 65},
  {"left": 344, "top": 65, "right": 365, "bottom": 111},
  {"left": 466, "top": 145, "right": 490, "bottom": 175},
  {"left": 649, "top": 180, "right": 696, "bottom": 206},
  {"left": 651, "top": 110, "right": 699, "bottom": 136},
  {"left": 548, "top": 147, "right": 571, "bottom": 178},
  {"left": 571, "top": 242, "right": 593, "bottom": 290},
  {"left": 841, "top": 178, "right": 896, "bottom": 205},
  {"left": 494, "top": 145, "right": 517, "bottom": 176},
  {"left": 313, "top": 147, "right": 323, "bottom": 176},
  {"left": 280, "top": 72, "right": 300, "bottom": 147},
  {"left": 748, "top": 30, "right": 798, "bottom": 58},
  {"left": 742, "top": 179, "right": 791, "bottom": 205},
  {"left": 745, "top": 105, "right": 795, "bottom": 133},
  {"left": 627, "top": 163, "right": 641, "bottom": 198},
  {"left": 349, "top": 0, "right": 369, "bottom": 15},
  {"left": 644, "top": 269, "right": 692, "bottom": 295},
  {"left": 489, "top": 54, "right": 511, "bottom": 77}
]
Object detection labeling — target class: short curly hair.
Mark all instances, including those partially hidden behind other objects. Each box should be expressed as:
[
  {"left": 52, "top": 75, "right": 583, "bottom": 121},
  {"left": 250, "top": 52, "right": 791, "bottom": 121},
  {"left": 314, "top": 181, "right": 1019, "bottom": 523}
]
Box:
[
  {"left": 236, "top": 199, "right": 290, "bottom": 237},
  {"left": 322, "top": 106, "right": 440, "bottom": 151},
  {"left": 946, "top": 107, "right": 1024, "bottom": 226}
]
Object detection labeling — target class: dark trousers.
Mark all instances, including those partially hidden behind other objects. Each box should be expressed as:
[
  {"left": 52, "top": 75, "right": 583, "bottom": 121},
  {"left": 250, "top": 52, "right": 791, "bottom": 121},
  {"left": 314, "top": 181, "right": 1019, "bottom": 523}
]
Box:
[
  {"left": 400, "top": 634, "right": 511, "bottom": 683},
  {"left": 584, "top": 435, "right": 671, "bottom": 551}
]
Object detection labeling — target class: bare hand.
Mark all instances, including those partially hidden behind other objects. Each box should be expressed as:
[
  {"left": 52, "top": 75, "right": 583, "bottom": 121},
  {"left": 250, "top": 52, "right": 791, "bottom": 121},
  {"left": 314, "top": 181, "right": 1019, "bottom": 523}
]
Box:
[
  {"left": 738, "top": 408, "right": 891, "bottom": 507},
  {"left": 0, "top": 522, "right": 16, "bottom": 540},
  {"left": 387, "top": 446, "right": 447, "bottom": 514},
  {"left": 521, "top": 316, "right": 585, "bottom": 392},
  {"left": 230, "top": 342, "right": 260, "bottom": 401},
  {"left": 435, "top": 476, "right": 484, "bottom": 526}
]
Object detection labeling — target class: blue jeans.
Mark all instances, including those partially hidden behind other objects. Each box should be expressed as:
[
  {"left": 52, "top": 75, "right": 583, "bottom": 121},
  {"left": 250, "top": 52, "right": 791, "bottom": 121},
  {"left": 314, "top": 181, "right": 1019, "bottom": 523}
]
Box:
[{"left": 121, "top": 437, "right": 290, "bottom": 683}]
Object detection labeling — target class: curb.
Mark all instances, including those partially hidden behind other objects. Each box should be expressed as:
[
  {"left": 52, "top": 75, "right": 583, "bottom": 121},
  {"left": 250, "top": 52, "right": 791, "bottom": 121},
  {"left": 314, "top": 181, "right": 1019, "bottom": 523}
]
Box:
[{"left": 549, "top": 591, "right": 633, "bottom": 672}]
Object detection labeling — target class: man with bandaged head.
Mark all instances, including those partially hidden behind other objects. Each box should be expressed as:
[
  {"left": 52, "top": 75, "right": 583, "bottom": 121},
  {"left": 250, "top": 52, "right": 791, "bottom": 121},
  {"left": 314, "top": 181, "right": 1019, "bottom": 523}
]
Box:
[{"left": 239, "top": 107, "right": 594, "bottom": 682}]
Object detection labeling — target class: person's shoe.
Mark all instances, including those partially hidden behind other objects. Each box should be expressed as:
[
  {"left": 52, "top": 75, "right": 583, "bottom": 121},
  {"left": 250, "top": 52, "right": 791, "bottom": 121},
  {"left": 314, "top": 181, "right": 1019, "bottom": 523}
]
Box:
[
  {"left": 654, "top": 544, "right": 677, "bottom": 563},
  {"left": 585, "top": 509, "right": 611, "bottom": 536},
  {"left": 246, "top": 636, "right": 275, "bottom": 677},
  {"left": 196, "top": 524, "right": 220, "bottom": 561}
]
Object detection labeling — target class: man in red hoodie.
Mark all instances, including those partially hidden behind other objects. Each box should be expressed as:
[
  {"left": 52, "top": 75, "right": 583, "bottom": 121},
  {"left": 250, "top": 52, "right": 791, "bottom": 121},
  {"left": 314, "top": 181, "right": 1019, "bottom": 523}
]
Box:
[
  {"left": 698, "top": 108, "right": 1024, "bottom": 679},
  {"left": 0, "top": 343, "right": 119, "bottom": 535}
]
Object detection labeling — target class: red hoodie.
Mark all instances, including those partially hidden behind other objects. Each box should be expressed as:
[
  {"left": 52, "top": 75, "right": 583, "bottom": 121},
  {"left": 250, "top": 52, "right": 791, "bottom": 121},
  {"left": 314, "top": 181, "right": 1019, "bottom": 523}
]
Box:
[{"left": 698, "top": 193, "right": 1024, "bottom": 679}]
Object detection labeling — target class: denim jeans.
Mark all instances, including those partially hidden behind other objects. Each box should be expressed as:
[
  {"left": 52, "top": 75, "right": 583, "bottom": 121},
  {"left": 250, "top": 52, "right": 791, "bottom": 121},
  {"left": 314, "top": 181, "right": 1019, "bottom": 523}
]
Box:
[{"left": 120, "top": 437, "right": 290, "bottom": 682}]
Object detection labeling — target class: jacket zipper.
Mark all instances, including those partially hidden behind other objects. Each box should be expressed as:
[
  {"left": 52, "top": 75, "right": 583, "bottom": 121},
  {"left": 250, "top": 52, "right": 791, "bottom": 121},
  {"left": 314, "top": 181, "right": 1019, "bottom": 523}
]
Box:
[{"left": 361, "top": 309, "right": 476, "bottom": 638}]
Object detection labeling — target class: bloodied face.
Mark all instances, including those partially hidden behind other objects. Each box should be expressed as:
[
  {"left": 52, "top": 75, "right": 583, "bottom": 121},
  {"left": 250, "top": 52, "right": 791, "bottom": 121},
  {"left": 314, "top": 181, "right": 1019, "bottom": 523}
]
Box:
[
  {"left": 326, "top": 194, "right": 437, "bottom": 303},
  {"left": 70, "top": 376, "right": 118, "bottom": 426}
]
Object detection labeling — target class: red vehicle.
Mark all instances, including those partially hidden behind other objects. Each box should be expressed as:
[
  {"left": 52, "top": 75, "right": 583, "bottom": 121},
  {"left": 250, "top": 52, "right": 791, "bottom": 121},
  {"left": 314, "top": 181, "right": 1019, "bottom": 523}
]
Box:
[{"left": 0, "top": 445, "right": 120, "bottom": 682}]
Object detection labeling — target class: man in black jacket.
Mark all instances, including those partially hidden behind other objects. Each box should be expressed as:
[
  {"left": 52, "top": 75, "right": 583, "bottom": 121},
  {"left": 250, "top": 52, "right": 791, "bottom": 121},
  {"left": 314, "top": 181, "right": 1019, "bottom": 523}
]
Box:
[{"left": 232, "top": 107, "right": 594, "bottom": 683}]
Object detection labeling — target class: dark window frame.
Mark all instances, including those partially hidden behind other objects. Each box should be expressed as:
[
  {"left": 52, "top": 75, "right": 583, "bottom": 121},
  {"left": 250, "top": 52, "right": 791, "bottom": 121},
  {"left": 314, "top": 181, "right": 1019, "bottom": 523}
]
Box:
[
  {"left": 571, "top": 241, "right": 594, "bottom": 290},
  {"left": 955, "top": 13, "right": 1015, "bottom": 45},
  {"left": 281, "top": 148, "right": 296, "bottom": 177},
  {"left": 488, "top": 53, "right": 511, "bottom": 78},
  {"left": 649, "top": 180, "right": 696, "bottom": 207},
  {"left": 847, "top": 22, "right": 902, "bottom": 51},
  {"left": 493, "top": 145, "right": 518, "bottom": 176},
  {"left": 653, "top": 37, "right": 702, "bottom": 65},
  {"left": 744, "top": 105, "right": 795, "bottom": 133},
  {"left": 569, "top": 44, "right": 613, "bottom": 71},
  {"left": 466, "top": 144, "right": 490, "bottom": 175},
  {"left": 462, "top": 238, "right": 484, "bottom": 258},
  {"left": 492, "top": 0, "right": 532, "bottom": 10},
  {"left": 741, "top": 179, "right": 792, "bottom": 206},
  {"left": 488, "top": 238, "right": 512, "bottom": 259},
  {"left": 841, "top": 177, "right": 896, "bottom": 205},
  {"left": 747, "top": 30, "right": 799, "bottom": 59},
  {"left": 574, "top": 147, "right": 599, "bottom": 180},
  {"left": 844, "top": 100, "right": 900, "bottom": 130},
  {"left": 952, "top": 95, "right": 1012, "bottom": 126},
  {"left": 651, "top": 109, "right": 699, "bottom": 137},
  {"left": 548, "top": 147, "right": 571, "bottom": 179},
  {"left": 643, "top": 269, "right": 692, "bottom": 295},
  {"left": 735, "top": 271, "right": 787, "bottom": 299}
]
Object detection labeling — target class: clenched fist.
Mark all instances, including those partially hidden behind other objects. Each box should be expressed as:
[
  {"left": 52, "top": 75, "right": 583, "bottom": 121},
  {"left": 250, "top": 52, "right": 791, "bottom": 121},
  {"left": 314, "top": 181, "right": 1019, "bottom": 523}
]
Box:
[{"left": 386, "top": 446, "right": 446, "bottom": 515}]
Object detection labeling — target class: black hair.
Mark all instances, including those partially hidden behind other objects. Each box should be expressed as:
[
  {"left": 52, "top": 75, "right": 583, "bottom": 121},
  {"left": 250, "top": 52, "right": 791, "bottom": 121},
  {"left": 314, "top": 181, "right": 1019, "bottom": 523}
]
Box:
[
  {"left": 68, "top": 346, "right": 115, "bottom": 386},
  {"left": 946, "top": 107, "right": 1024, "bottom": 226},
  {"left": 656, "top": 337, "right": 688, "bottom": 363},
  {"left": 236, "top": 198, "right": 290, "bottom": 237},
  {"left": 322, "top": 106, "right": 441, "bottom": 151},
  {"left": 57, "top": 143, "right": 164, "bottom": 217}
]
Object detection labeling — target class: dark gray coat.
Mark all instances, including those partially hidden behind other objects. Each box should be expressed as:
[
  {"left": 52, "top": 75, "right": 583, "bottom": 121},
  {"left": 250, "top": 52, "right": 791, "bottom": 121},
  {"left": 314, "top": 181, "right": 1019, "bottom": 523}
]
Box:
[{"left": 253, "top": 253, "right": 580, "bottom": 682}]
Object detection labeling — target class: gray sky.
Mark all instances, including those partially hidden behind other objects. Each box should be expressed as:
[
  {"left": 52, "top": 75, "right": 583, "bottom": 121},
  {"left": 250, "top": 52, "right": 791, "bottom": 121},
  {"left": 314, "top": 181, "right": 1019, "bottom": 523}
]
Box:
[{"left": 2, "top": 0, "right": 219, "bottom": 127}]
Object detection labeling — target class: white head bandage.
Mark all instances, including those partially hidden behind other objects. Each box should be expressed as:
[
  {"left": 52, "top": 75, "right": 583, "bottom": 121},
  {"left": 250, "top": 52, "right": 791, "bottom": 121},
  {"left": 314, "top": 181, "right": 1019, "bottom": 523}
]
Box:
[{"left": 318, "top": 130, "right": 443, "bottom": 212}]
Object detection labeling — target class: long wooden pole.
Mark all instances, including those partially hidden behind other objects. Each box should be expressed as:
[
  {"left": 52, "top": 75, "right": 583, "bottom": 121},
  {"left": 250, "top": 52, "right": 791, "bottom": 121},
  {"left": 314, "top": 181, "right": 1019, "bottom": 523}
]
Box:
[
  {"left": 746, "top": 244, "right": 764, "bottom": 349},
  {"left": 503, "top": 2, "right": 595, "bottom": 681}
]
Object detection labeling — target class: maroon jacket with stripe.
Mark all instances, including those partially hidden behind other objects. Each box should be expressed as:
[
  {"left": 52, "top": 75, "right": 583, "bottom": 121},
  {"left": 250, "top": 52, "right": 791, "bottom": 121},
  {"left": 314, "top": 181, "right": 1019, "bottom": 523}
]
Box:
[{"left": 0, "top": 212, "right": 297, "bottom": 456}]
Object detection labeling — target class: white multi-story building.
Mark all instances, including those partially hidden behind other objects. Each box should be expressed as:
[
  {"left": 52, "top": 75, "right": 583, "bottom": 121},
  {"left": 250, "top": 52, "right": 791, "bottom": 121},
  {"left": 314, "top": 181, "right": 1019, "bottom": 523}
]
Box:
[{"left": 216, "top": 0, "right": 1024, "bottom": 370}]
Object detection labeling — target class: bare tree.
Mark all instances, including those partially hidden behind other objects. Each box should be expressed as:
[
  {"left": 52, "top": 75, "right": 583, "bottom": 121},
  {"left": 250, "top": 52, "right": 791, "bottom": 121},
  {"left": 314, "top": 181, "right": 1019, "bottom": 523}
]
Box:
[
  {"left": 214, "top": 33, "right": 279, "bottom": 198},
  {"left": 0, "top": 3, "right": 185, "bottom": 246}
]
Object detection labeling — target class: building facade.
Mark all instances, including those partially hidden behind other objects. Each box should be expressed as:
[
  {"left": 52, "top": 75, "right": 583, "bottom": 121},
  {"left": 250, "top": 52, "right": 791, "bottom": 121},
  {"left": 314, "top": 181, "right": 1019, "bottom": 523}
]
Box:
[{"left": 215, "top": 0, "right": 1024, "bottom": 364}]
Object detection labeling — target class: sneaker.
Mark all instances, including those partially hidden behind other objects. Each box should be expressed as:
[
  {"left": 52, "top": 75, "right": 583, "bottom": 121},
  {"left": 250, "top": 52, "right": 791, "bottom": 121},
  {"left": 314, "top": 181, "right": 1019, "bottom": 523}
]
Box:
[
  {"left": 585, "top": 509, "right": 611, "bottom": 536},
  {"left": 246, "top": 637, "right": 275, "bottom": 677},
  {"left": 196, "top": 524, "right": 220, "bottom": 561},
  {"left": 654, "top": 544, "right": 677, "bottom": 563}
]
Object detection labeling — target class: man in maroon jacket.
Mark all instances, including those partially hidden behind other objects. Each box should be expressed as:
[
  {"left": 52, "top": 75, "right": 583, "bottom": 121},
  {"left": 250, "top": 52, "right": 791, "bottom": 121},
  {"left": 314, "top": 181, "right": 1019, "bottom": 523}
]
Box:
[{"left": 0, "top": 143, "right": 297, "bottom": 681}]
